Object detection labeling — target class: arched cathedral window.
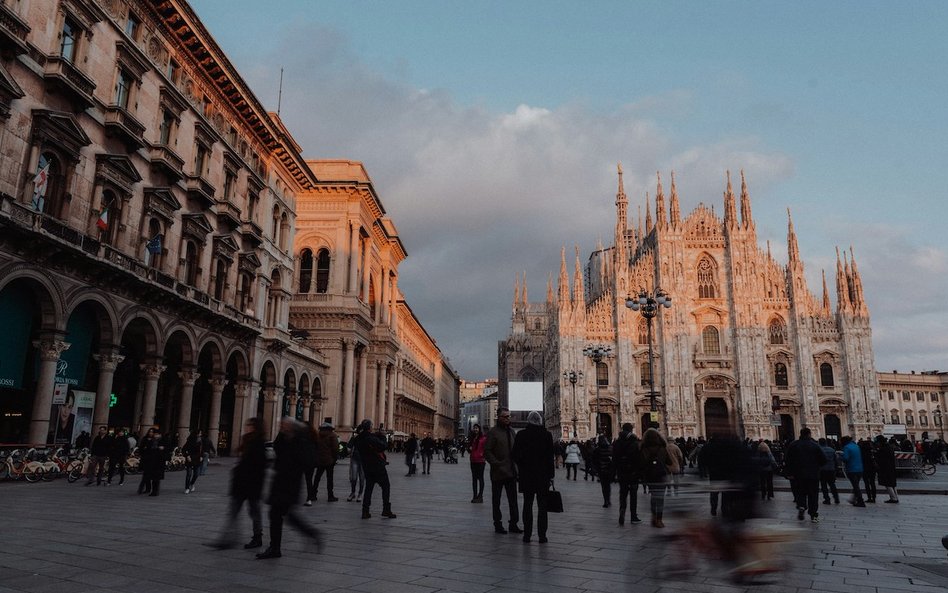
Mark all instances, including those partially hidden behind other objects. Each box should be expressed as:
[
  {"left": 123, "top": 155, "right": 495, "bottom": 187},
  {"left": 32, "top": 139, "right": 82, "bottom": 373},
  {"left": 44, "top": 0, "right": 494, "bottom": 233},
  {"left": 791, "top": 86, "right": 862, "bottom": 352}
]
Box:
[
  {"left": 316, "top": 248, "right": 331, "bottom": 293},
  {"left": 596, "top": 362, "right": 609, "bottom": 387},
  {"left": 769, "top": 318, "right": 786, "bottom": 345},
  {"left": 299, "top": 248, "right": 313, "bottom": 293},
  {"left": 774, "top": 362, "right": 788, "bottom": 387},
  {"left": 697, "top": 256, "right": 718, "bottom": 299},
  {"left": 637, "top": 319, "right": 648, "bottom": 345},
  {"left": 820, "top": 363, "right": 834, "bottom": 387},
  {"left": 702, "top": 326, "right": 720, "bottom": 355},
  {"left": 640, "top": 362, "right": 651, "bottom": 386}
]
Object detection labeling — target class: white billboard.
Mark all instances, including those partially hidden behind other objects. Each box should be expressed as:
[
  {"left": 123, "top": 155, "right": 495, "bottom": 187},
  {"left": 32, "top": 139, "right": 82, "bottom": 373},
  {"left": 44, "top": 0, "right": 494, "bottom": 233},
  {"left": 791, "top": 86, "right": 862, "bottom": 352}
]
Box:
[{"left": 508, "top": 382, "right": 543, "bottom": 412}]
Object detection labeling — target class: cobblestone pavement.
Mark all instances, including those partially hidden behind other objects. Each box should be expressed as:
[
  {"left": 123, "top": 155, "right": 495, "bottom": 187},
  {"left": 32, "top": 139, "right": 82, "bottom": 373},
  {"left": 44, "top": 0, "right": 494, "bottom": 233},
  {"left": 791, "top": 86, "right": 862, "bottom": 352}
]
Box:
[{"left": 1, "top": 458, "right": 946, "bottom": 593}]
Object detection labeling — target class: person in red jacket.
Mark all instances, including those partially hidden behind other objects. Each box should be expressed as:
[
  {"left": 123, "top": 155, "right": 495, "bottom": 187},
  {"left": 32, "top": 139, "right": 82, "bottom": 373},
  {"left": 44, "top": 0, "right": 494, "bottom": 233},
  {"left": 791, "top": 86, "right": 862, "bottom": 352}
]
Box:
[{"left": 468, "top": 424, "right": 487, "bottom": 503}]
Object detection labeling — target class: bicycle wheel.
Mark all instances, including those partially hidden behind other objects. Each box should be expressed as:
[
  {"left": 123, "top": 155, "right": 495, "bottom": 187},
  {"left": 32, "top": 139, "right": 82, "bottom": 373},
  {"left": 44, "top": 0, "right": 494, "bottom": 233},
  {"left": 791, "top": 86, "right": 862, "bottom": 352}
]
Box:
[
  {"left": 24, "top": 466, "right": 43, "bottom": 483},
  {"left": 67, "top": 462, "right": 83, "bottom": 482},
  {"left": 42, "top": 466, "right": 57, "bottom": 481},
  {"left": 922, "top": 463, "right": 936, "bottom": 476}
]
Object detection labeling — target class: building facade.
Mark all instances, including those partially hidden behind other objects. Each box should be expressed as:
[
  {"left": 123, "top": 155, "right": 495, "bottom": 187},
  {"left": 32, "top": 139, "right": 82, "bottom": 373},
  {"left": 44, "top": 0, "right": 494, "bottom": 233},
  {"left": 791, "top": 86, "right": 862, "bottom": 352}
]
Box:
[
  {"left": 0, "top": 0, "right": 455, "bottom": 447},
  {"left": 500, "top": 165, "right": 881, "bottom": 442},
  {"left": 877, "top": 370, "right": 946, "bottom": 441}
]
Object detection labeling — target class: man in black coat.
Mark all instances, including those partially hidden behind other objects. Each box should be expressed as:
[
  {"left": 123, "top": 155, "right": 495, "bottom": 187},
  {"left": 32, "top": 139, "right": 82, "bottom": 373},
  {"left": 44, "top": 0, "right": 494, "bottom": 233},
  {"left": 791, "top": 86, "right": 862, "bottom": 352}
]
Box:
[
  {"left": 210, "top": 417, "right": 267, "bottom": 550},
  {"left": 256, "top": 418, "right": 323, "bottom": 559},
  {"left": 420, "top": 433, "right": 436, "bottom": 474},
  {"left": 512, "top": 411, "right": 554, "bottom": 543},
  {"left": 612, "top": 423, "right": 643, "bottom": 525},
  {"left": 352, "top": 419, "right": 396, "bottom": 519},
  {"left": 86, "top": 427, "right": 110, "bottom": 485},
  {"left": 784, "top": 427, "right": 827, "bottom": 522},
  {"left": 107, "top": 428, "right": 130, "bottom": 485}
]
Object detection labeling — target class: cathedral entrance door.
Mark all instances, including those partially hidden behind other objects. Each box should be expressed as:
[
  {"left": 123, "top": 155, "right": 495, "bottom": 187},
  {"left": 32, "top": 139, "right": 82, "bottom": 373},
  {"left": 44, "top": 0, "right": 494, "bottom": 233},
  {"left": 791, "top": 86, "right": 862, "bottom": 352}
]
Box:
[
  {"left": 703, "top": 398, "right": 729, "bottom": 436},
  {"left": 640, "top": 413, "right": 651, "bottom": 435},
  {"left": 599, "top": 413, "right": 613, "bottom": 440},
  {"left": 779, "top": 414, "right": 795, "bottom": 442},
  {"left": 823, "top": 414, "right": 841, "bottom": 441}
]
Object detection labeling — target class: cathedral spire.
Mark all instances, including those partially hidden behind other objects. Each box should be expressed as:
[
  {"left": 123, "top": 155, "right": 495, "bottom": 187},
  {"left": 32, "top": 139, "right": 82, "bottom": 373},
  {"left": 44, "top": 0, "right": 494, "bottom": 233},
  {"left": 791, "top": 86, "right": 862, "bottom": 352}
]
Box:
[
  {"left": 637, "top": 205, "right": 643, "bottom": 249},
  {"left": 835, "top": 246, "right": 850, "bottom": 313},
  {"left": 821, "top": 268, "right": 831, "bottom": 315},
  {"left": 645, "top": 192, "right": 653, "bottom": 236},
  {"left": 787, "top": 208, "right": 800, "bottom": 263},
  {"left": 654, "top": 172, "right": 666, "bottom": 231},
  {"left": 739, "top": 169, "right": 754, "bottom": 229},
  {"left": 558, "top": 246, "right": 571, "bottom": 305},
  {"left": 849, "top": 246, "right": 867, "bottom": 314},
  {"left": 724, "top": 170, "right": 737, "bottom": 227},
  {"left": 573, "top": 245, "right": 585, "bottom": 309},
  {"left": 669, "top": 170, "right": 681, "bottom": 228},
  {"left": 513, "top": 273, "right": 521, "bottom": 312},
  {"left": 615, "top": 163, "right": 628, "bottom": 260},
  {"left": 521, "top": 271, "right": 528, "bottom": 305}
]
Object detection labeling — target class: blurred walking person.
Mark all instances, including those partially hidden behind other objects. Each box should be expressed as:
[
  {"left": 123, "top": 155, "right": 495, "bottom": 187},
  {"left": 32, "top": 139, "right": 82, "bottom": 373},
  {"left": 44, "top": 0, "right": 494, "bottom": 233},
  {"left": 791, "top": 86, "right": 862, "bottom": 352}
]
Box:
[
  {"left": 210, "top": 417, "right": 266, "bottom": 550},
  {"left": 312, "top": 422, "right": 339, "bottom": 502},
  {"left": 512, "top": 411, "right": 554, "bottom": 543},
  {"left": 640, "top": 428, "right": 671, "bottom": 528},
  {"left": 592, "top": 435, "right": 614, "bottom": 507},
  {"left": 468, "top": 423, "right": 487, "bottom": 503},
  {"left": 612, "top": 424, "right": 643, "bottom": 525},
  {"left": 347, "top": 434, "right": 365, "bottom": 502}
]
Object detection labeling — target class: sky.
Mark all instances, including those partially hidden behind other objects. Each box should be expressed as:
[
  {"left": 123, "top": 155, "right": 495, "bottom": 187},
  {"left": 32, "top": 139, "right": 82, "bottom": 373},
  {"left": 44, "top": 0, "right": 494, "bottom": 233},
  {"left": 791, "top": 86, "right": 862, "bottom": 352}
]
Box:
[{"left": 192, "top": 0, "right": 948, "bottom": 380}]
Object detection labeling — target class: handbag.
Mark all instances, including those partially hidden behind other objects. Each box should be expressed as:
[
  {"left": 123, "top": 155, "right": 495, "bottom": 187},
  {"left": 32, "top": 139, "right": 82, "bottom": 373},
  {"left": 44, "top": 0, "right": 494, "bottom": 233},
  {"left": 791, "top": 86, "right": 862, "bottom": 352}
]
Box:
[{"left": 546, "top": 482, "right": 564, "bottom": 513}]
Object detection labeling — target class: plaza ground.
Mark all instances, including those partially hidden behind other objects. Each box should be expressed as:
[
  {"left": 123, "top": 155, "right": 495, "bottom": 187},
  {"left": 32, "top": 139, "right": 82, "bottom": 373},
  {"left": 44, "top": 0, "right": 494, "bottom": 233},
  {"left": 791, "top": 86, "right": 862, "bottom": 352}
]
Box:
[{"left": 1, "top": 457, "right": 946, "bottom": 593}]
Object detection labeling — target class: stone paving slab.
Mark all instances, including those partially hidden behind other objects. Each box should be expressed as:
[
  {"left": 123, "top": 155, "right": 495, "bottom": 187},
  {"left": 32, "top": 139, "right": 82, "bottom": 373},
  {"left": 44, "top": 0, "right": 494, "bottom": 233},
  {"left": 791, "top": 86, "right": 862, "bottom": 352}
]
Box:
[{"left": 1, "top": 458, "right": 946, "bottom": 593}]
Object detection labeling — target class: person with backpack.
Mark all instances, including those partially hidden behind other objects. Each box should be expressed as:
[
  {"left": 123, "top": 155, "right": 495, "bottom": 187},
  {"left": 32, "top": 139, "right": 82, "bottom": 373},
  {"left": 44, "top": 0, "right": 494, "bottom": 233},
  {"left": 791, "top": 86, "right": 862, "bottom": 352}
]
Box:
[
  {"left": 312, "top": 422, "right": 340, "bottom": 502},
  {"left": 640, "top": 428, "right": 671, "bottom": 528},
  {"left": 591, "top": 435, "right": 614, "bottom": 507},
  {"left": 612, "top": 424, "right": 643, "bottom": 525}
]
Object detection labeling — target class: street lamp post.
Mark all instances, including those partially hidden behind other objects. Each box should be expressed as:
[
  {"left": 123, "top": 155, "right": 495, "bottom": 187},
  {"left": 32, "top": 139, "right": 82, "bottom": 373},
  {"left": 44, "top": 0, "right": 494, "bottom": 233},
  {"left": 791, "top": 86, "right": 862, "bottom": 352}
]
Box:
[
  {"left": 562, "top": 370, "right": 582, "bottom": 438},
  {"left": 626, "top": 288, "right": 672, "bottom": 424},
  {"left": 582, "top": 345, "right": 612, "bottom": 437}
]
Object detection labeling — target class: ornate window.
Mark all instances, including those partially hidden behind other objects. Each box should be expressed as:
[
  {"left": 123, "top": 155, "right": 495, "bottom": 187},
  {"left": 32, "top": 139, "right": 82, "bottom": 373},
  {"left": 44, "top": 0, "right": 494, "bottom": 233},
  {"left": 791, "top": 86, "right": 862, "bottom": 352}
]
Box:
[
  {"left": 935, "top": 411, "right": 943, "bottom": 427},
  {"left": 905, "top": 411, "right": 914, "bottom": 426},
  {"left": 932, "top": 393, "right": 940, "bottom": 402},
  {"left": 637, "top": 319, "right": 648, "bottom": 345},
  {"left": 769, "top": 318, "right": 786, "bottom": 345},
  {"left": 702, "top": 326, "right": 720, "bottom": 355},
  {"left": 774, "top": 362, "right": 788, "bottom": 387},
  {"left": 145, "top": 218, "right": 163, "bottom": 269},
  {"left": 596, "top": 362, "right": 609, "bottom": 387},
  {"left": 697, "top": 256, "right": 718, "bottom": 299},
  {"left": 31, "top": 152, "right": 64, "bottom": 216},
  {"left": 98, "top": 189, "right": 121, "bottom": 246},
  {"left": 315, "top": 249, "right": 331, "bottom": 293},
  {"left": 902, "top": 391, "right": 910, "bottom": 402},
  {"left": 890, "top": 411, "right": 899, "bottom": 424},
  {"left": 640, "top": 362, "right": 651, "bottom": 386},
  {"left": 298, "top": 248, "right": 313, "bottom": 293},
  {"left": 236, "top": 272, "right": 254, "bottom": 313},
  {"left": 279, "top": 212, "right": 289, "bottom": 251},
  {"left": 213, "top": 258, "right": 227, "bottom": 301},
  {"left": 916, "top": 392, "right": 925, "bottom": 402},
  {"left": 920, "top": 412, "right": 929, "bottom": 427},
  {"left": 887, "top": 391, "right": 894, "bottom": 401},
  {"left": 521, "top": 370, "right": 537, "bottom": 382},
  {"left": 819, "top": 363, "right": 834, "bottom": 387},
  {"left": 183, "top": 240, "right": 199, "bottom": 286},
  {"left": 61, "top": 17, "right": 78, "bottom": 61}
]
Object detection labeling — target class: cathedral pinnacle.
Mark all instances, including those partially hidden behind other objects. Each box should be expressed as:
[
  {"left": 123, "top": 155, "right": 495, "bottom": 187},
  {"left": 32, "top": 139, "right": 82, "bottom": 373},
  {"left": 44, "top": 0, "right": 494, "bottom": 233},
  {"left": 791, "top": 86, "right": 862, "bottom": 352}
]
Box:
[
  {"left": 521, "top": 271, "right": 528, "bottom": 305},
  {"left": 821, "top": 268, "right": 831, "bottom": 315},
  {"left": 724, "top": 170, "right": 737, "bottom": 227},
  {"left": 835, "top": 246, "right": 850, "bottom": 313},
  {"left": 669, "top": 171, "right": 681, "bottom": 228},
  {"left": 849, "top": 246, "right": 867, "bottom": 314},
  {"left": 573, "top": 245, "right": 585, "bottom": 309},
  {"left": 513, "top": 273, "right": 520, "bottom": 312},
  {"left": 558, "top": 246, "right": 571, "bottom": 304},
  {"left": 739, "top": 169, "right": 754, "bottom": 229},
  {"left": 655, "top": 172, "right": 667, "bottom": 230},
  {"left": 787, "top": 208, "right": 800, "bottom": 263},
  {"left": 615, "top": 163, "right": 628, "bottom": 260},
  {"left": 645, "top": 192, "right": 653, "bottom": 235}
]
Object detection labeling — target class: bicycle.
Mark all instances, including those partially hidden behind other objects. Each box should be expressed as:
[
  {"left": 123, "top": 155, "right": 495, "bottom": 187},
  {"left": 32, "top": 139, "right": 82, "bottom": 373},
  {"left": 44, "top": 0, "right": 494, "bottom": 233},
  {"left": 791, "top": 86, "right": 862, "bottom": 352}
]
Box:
[
  {"left": 1, "top": 449, "right": 44, "bottom": 482},
  {"left": 913, "top": 455, "right": 936, "bottom": 477}
]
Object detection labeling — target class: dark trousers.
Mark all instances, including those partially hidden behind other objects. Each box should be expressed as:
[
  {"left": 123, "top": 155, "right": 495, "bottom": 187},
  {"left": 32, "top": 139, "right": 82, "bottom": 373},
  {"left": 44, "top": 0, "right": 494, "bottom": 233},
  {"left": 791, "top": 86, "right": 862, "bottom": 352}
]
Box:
[
  {"left": 759, "top": 471, "right": 774, "bottom": 499},
  {"left": 491, "top": 477, "right": 519, "bottom": 527},
  {"left": 304, "top": 467, "right": 316, "bottom": 500},
  {"left": 847, "top": 472, "right": 865, "bottom": 504},
  {"left": 107, "top": 457, "right": 125, "bottom": 483},
  {"left": 268, "top": 503, "right": 318, "bottom": 552},
  {"left": 314, "top": 465, "right": 334, "bottom": 497},
  {"left": 819, "top": 470, "right": 839, "bottom": 502},
  {"left": 710, "top": 489, "right": 737, "bottom": 516},
  {"left": 470, "top": 462, "right": 485, "bottom": 498},
  {"left": 138, "top": 477, "right": 160, "bottom": 495},
  {"left": 649, "top": 481, "right": 666, "bottom": 518},
  {"left": 599, "top": 478, "right": 612, "bottom": 505},
  {"left": 522, "top": 489, "right": 548, "bottom": 539},
  {"left": 792, "top": 477, "right": 819, "bottom": 517},
  {"left": 363, "top": 466, "right": 391, "bottom": 512},
  {"left": 863, "top": 470, "right": 877, "bottom": 501},
  {"left": 565, "top": 463, "right": 578, "bottom": 480},
  {"left": 219, "top": 495, "right": 262, "bottom": 544},
  {"left": 421, "top": 453, "right": 432, "bottom": 474},
  {"left": 185, "top": 465, "right": 200, "bottom": 489},
  {"left": 618, "top": 479, "right": 639, "bottom": 520}
]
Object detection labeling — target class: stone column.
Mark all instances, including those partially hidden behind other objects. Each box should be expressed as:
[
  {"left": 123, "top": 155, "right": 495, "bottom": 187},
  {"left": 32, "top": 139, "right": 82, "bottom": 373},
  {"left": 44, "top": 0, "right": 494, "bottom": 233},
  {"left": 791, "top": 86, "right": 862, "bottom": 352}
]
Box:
[
  {"left": 361, "top": 245, "right": 370, "bottom": 302},
  {"left": 375, "top": 361, "right": 385, "bottom": 426},
  {"left": 348, "top": 225, "right": 359, "bottom": 294},
  {"left": 207, "top": 375, "right": 227, "bottom": 449},
  {"left": 379, "top": 268, "right": 388, "bottom": 325},
  {"left": 300, "top": 393, "right": 312, "bottom": 426},
  {"left": 176, "top": 368, "right": 200, "bottom": 445},
  {"left": 356, "top": 348, "right": 368, "bottom": 423},
  {"left": 91, "top": 350, "right": 124, "bottom": 433},
  {"left": 386, "top": 364, "right": 396, "bottom": 431},
  {"left": 262, "top": 388, "right": 279, "bottom": 440},
  {"left": 364, "top": 360, "right": 377, "bottom": 422},
  {"left": 340, "top": 339, "right": 356, "bottom": 430},
  {"left": 138, "top": 362, "right": 166, "bottom": 436},
  {"left": 286, "top": 391, "right": 299, "bottom": 421},
  {"left": 28, "top": 338, "right": 70, "bottom": 446},
  {"left": 230, "top": 381, "right": 251, "bottom": 451}
]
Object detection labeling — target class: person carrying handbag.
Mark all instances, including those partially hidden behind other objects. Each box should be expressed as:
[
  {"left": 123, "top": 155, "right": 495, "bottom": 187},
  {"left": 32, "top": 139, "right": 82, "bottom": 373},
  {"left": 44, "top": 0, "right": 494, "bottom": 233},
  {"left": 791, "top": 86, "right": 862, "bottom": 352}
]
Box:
[{"left": 512, "top": 411, "right": 555, "bottom": 543}]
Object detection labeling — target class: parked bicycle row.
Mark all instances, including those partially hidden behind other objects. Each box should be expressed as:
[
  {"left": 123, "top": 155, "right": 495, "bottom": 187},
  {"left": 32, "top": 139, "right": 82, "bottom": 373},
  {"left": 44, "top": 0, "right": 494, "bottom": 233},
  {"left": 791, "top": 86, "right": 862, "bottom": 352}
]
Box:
[{"left": 0, "top": 444, "right": 195, "bottom": 483}]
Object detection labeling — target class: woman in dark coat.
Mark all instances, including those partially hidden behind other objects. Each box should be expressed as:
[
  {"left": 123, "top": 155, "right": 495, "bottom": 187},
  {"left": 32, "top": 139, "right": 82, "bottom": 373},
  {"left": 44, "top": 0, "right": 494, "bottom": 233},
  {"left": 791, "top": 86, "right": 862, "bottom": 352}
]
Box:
[
  {"left": 210, "top": 417, "right": 267, "bottom": 550},
  {"left": 591, "top": 435, "right": 614, "bottom": 507},
  {"left": 858, "top": 439, "right": 877, "bottom": 503},
  {"left": 256, "top": 418, "right": 323, "bottom": 560},
  {"left": 404, "top": 434, "right": 418, "bottom": 476},
  {"left": 138, "top": 428, "right": 169, "bottom": 496},
  {"left": 640, "top": 428, "right": 671, "bottom": 528},
  {"left": 875, "top": 435, "right": 899, "bottom": 503},
  {"left": 512, "top": 411, "right": 555, "bottom": 544}
]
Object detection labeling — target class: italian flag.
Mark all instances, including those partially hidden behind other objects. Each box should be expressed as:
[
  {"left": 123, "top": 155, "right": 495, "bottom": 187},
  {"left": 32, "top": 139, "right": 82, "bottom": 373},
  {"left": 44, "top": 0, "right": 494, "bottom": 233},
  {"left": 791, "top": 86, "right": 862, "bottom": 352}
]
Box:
[{"left": 96, "top": 206, "right": 109, "bottom": 231}]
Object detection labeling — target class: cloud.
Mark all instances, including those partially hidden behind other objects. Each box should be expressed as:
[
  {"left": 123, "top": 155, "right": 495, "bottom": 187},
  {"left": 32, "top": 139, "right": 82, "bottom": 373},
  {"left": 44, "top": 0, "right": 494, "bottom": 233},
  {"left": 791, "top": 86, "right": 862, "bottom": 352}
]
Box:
[{"left": 247, "top": 25, "right": 799, "bottom": 378}]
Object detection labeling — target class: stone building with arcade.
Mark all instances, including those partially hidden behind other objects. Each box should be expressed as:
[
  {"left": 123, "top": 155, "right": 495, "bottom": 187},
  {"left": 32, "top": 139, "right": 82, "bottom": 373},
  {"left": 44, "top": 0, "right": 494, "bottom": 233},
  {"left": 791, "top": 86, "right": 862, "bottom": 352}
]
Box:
[
  {"left": 500, "top": 165, "right": 881, "bottom": 442},
  {"left": 0, "top": 0, "right": 457, "bottom": 449}
]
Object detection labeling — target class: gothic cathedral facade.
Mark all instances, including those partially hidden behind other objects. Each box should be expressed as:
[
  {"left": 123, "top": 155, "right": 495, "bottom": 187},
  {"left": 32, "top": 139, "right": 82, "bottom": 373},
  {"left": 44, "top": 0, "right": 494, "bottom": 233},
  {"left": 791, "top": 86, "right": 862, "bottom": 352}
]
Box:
[{"left": 501, "top": 166, "right": 881, "bottom": 442}]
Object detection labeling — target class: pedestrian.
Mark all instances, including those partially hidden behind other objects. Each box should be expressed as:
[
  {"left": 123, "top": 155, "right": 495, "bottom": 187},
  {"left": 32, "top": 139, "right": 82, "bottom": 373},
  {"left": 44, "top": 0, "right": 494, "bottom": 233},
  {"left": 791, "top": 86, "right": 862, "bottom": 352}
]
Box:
[
  {"left": 303, "top": 424, "right": 319, "bottom": 505},
  {"left": 312, "top": 422, "right": 339, "bottom": 503},
  {"left": 256, "top": 417, "right": 323, "bottom": 559},
  {"left": 858, "top": 438, "right": 877, "bottom": 503},
  {"left": 666, "top": 438, "right": 684, "bottom": 496},
  {"left": 468, "top": 423, "right": 487, "bottom": 503},
  {"left": 484, "top": 407, "right": 522, "bottom": 535},
  {"left": 140, "top": 428, "right": 170, "bottom": 496},
  {"left": 137, "top": 428, "right": 156, "bottom": 494},
  {"left": 875, "top": 435, "right": 899, "bottom": 503},
  {"left": 420, "top": 432, "right": 435, "bottom": 474},
  {"left": 640, "top": 428, "right": 671, "bottom": 528},
  {"left": 209, "top": 417, "right": 266, "bottom": 550},
  {"left": 107, "top": 428, "right": 130, "bottom": 485},
  {"left": 818, "top": 438, "right": 840, "bottom": 505},
  {"left": 512, "top": 411, "right": 554, "bottom": 544},
  {"left": 352, "top": 419, "right": 396, "bottom": 519},
  {"left": 592, "top": 435, "right": 614, "bottom": 507},
  {"left": 564, "top": 439, "right": 581, "bottom": 480},
  {"left": 784, "top": 427, "right": 826, "bottom": 522},
  {"left": 404, "top": 433, "right": 418, "bottom": 476},
  {"left": 755, "top": 440, "right": 776, "bottom": 501},
  {"left": 346, "top": 436, "right": 365, "bottom": 503},
  {"left": 85, "top": 426, "right": 110, "bottom": 485},
  {"left": 612, "top": 423, "right": 643, "bottom": 525},
  {"left": 183, "top": 430, "right": 210, "bottom": 494},
  {"left": 840, "top": 436, "right": 865, "bottom": 507}
]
